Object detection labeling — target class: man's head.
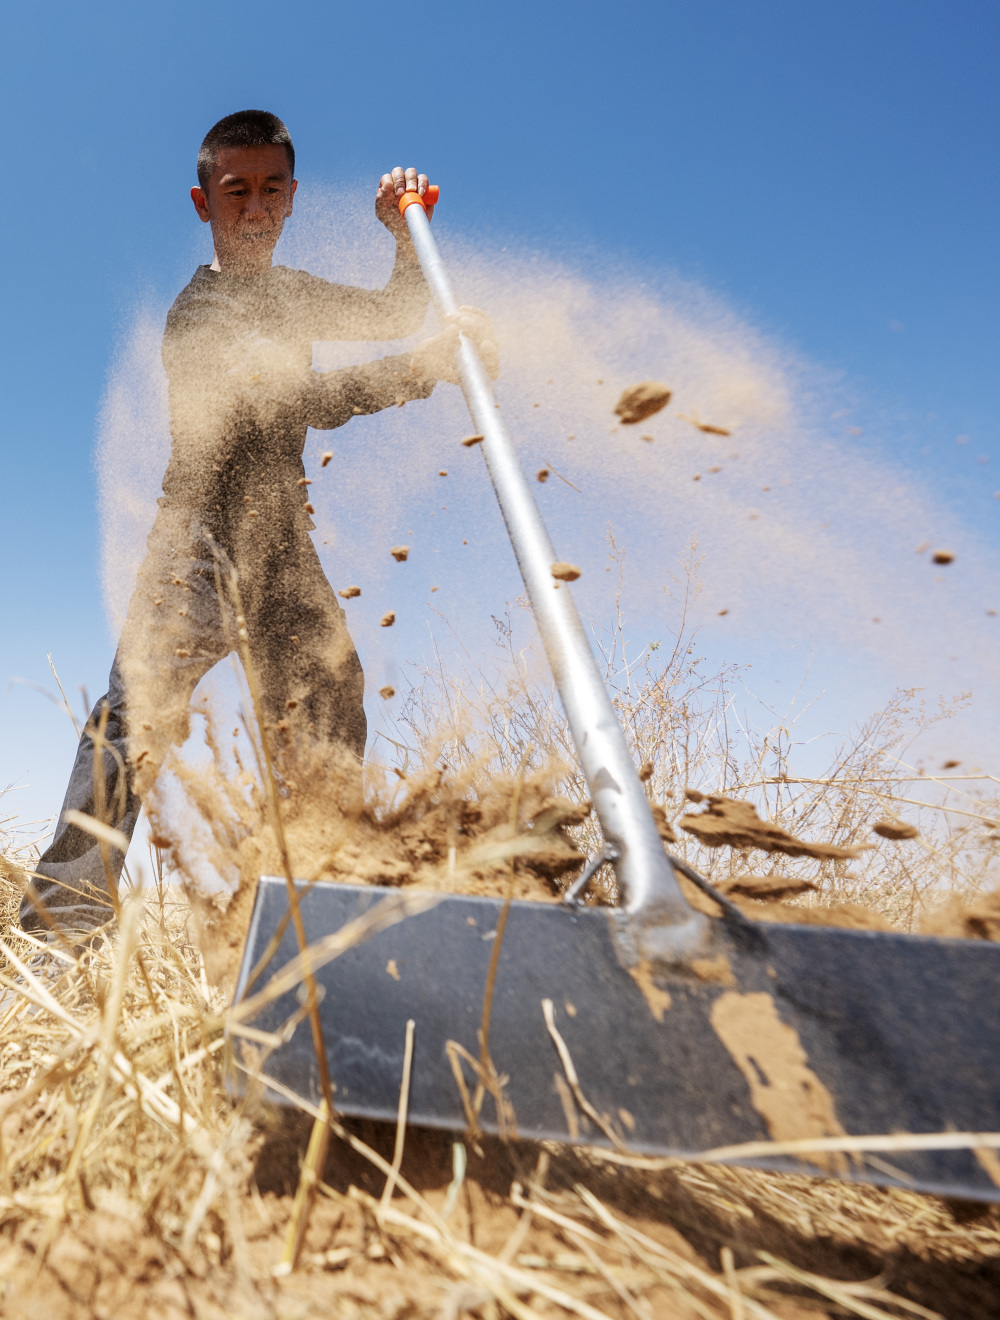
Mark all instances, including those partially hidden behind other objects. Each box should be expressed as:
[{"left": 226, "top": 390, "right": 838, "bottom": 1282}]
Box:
[{"left": 191, "top": 110, "right": 297, "bottom": 273}]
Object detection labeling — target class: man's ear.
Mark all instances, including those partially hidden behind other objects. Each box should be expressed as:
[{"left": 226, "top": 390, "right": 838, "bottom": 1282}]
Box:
[
  {"left": 286, "top": 178, "right": 298, "bottom": 218},
  {"left": 191, "top": 186, "right": 211, "bottom": 224}
]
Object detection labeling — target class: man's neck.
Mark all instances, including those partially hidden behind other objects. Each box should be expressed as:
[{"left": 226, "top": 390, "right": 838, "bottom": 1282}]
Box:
[{"left": 210, "top": 248, "right": 275, "bottom": 275}]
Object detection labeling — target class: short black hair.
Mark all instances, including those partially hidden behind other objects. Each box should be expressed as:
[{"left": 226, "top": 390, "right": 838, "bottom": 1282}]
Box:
[{"left": 197, "top": 110, "right": 295, "bottom": 189}]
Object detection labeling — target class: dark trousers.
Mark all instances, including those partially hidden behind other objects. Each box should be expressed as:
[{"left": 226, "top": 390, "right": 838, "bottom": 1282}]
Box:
[
  {"left": 21, "top": 661, "right": 142, "bottom": 934},
  {"left": 21, "top": 506, "right": 366, "bottom": 935}
]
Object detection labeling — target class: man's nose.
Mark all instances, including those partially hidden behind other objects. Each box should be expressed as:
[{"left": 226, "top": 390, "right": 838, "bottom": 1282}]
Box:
[{"left": 244, "top": 187, "right": 266, "bottom": 217}]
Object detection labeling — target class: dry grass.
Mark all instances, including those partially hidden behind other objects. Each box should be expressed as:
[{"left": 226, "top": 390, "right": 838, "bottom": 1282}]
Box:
[
  {"left": 0, "top": 873, "right": 998, "bottom": 1320},
  {"left": 392, "top": 541, "right": 1000, "bottom": 929},
  {"left": 1, "top": 550, "right": 998, "bottom": 1318}
]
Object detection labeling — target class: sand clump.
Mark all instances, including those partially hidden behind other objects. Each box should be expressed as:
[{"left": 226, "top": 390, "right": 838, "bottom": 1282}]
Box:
[
  {"left": 872, "top": 817, "right": 920, "bottom": 841},
  {"left": 691, "top": 420, "right": 731, "bottom": 436},
  {"left": 613, "top": 380, "right": 672, "bottom": 424},
  {"left": 717, "top": 874, "right": 817, "bottom": 900},
  {"left": 550, "top": 561, "right": 581, "bottom": 582},
  {"left": 679, "top": 795, "right": 861, "bottom": 860},
  {"left": 672, "top": 871, "right": 892, "bottom": 932},
  {"left": 734, "top": 896, "right": 894, "bottom": 932},
  {"left": 145, "top": 740, "right": 591, "bottom": 990},
  {"left": 708, "top": 874, "right": 894, "bottom": 930},
  {"left": 650, "top": 801, "right": 678, "bottom": 841}
]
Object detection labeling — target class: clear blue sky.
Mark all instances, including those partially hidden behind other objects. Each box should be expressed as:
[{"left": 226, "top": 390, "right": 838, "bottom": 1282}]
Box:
[{"left": 2, "top": 0, "right": 997, "bottom": 835}]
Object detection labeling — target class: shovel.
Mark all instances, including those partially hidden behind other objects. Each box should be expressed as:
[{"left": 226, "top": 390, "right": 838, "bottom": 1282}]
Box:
[{"left": 234, "top": 186, "right": 1000, "bottom": 1202}]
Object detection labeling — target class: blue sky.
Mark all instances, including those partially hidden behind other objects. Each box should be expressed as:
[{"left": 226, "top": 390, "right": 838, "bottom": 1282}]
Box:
[{"left": 2, "top": 0, "right": 997, "bottom": 841}]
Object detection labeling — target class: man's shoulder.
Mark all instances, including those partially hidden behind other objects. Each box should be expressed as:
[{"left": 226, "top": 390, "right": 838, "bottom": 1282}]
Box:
[
  {"left": 165, "top": 266, "right": 226, "bottom": 327},
  {"left": 167, "top": 264, "right": 347, "bottom": 306},
  {"left": 170, "top": 264, "right": 217, "bottom": 303},
  {"left": 162, "top": 267, "right": 243, "bottom": 373}
]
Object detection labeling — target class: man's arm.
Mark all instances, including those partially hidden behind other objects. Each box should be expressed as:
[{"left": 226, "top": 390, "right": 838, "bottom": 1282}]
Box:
[
  {"left": 293, "top": 167, "right": 437, "bottom": 342},
  {"left": 300, "top": 308, "right": 499, "bottom": 430},
  {"left": 300, "top": 353, "right": 435, "bottom": 430},
  {"left": 304, "top": 245, "right": 428, "bottom": 341}
]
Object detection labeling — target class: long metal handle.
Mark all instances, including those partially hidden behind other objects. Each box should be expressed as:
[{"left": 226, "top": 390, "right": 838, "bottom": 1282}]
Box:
[{"left": 402, "top": 193, "right": 708, "bottom": 961}]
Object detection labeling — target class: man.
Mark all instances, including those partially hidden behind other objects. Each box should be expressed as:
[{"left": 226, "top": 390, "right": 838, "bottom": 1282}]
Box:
[{"left": 22, "top": 109, "right": 496, "bottom": 942}]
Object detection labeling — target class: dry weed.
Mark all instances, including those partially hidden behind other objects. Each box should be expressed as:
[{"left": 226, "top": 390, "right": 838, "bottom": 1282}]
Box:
[{"left": 391, "top": 540, "right": 1000, "bottom": 930}]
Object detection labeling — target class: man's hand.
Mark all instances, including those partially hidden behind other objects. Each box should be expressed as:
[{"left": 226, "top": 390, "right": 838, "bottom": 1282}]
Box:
[
  {"left": 376, "top": 167, "right": 435, "bottom": 239},
  {"left": 410, "top": 306, "right": 499, "bottom": 385}
]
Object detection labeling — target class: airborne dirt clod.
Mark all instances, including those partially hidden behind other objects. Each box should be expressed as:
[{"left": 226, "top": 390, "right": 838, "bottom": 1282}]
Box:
[
  {"left": 718, "top": 874, "right": 818, "bottom": 899},
  {"left": 613, "top": 380, "right": 672, "bottom": 424},
  {"left": 872, "top": 818, "right": 920, "bottom": 840},
  {"left": 550, "top": 561, "right": 581, "bottom": 582},
  {"left": 679, "top": 795, "right": 861, "bottom": 860},
  {"left": 694, "top": 421, "right": 731, "bottom": 436}
]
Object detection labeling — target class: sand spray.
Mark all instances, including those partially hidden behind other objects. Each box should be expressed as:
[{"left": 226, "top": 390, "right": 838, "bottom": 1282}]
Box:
[{"left": 94, "top": 180, "right": 999, "bottom": 925}]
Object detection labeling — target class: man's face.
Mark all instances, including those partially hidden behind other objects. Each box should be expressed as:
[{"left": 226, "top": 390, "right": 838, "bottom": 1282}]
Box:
[{"left": 190, "top": 145, "right": 297, "bottom": 273}]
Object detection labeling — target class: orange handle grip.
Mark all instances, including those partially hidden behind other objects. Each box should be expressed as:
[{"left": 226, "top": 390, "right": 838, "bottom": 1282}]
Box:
[{"left": 398, "top": 183, "right": 439, "bottom": 216}]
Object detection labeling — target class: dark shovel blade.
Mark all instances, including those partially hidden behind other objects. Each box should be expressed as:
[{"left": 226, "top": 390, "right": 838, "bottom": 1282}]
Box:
[{"left": 234, "top": 877, "right": 1000, "bottom": 1201}]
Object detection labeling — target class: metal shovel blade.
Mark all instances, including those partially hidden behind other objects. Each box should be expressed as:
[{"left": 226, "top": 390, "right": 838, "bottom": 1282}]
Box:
[{"left": 233, "top": 876, "right": 1000, "bottom": 1202}]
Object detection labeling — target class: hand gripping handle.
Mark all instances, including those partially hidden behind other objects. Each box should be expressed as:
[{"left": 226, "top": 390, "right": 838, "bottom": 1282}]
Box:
[{"left": 398, "top": 184, "right": 440, "bottom": 216}]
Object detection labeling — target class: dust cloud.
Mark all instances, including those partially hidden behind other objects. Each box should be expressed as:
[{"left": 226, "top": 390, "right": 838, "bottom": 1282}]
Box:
[{"left": 96, "top": 181, "right": 1000, "bottom": 776}]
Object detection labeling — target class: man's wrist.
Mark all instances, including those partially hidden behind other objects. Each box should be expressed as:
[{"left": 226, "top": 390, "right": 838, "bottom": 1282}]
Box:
[{"left": 394, "top": 230, "right": 419, "bottom": 260}]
